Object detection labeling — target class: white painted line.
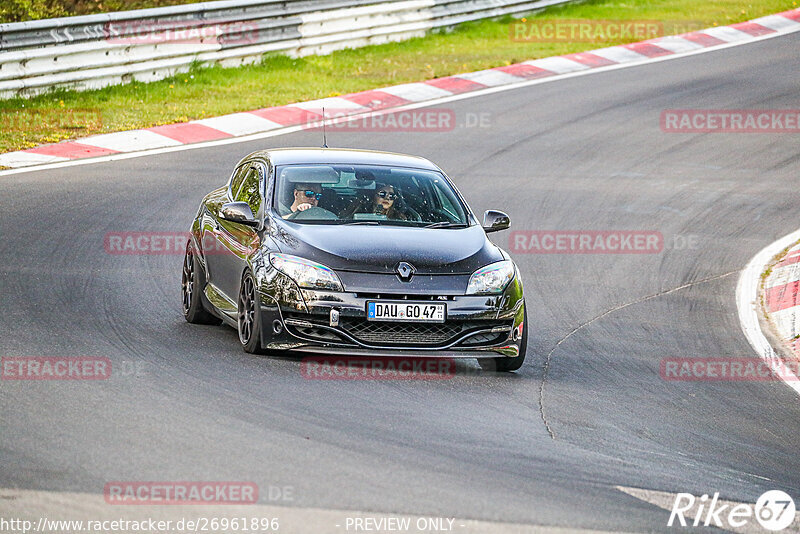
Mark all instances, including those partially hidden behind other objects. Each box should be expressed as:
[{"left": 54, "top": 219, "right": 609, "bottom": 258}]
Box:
[
  {"left": 379, "top": 82, "right": 453, "bottom": 101},
  {"left": 456, "top": 69, "right": 524, "bottom": 87},
  {"left": 649, "top": 36, "right": 704, "bottom": 54},
  {"left": 589, "top": 46, "right": 648, "bottom": 64},
  {"left": 523, "top": 56, "right": 589, "bottom": 74},
  {"left": 1, "top": 24, "right": 798, "bottom": 177},
  {"left": 78, "top": 130, "right": 182, "bottom": 152},
  {"left": 194, "top": 112, "right": 282, "bottom": 136},
  {"left": 292, "top": 96, "right": 369, "bottom": 112},
  {"left": 0, "top": 151, "right": 67, "bottom": 168},
  {"left": 702, "top": 26, "right": 754, "bottom": 43},
  {"left": 752, "top": 14, "right": 800, "bottom": 31},
  {"left": 736, "top": 227, "right": 800, "bottom": 398}
]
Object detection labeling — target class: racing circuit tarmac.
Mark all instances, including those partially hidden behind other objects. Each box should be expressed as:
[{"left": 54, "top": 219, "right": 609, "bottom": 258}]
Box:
[{"left": 0, "top": 31, "right": 799, "bottom": 533}]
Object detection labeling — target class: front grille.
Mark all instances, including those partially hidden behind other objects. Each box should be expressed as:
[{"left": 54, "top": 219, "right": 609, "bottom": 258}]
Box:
[
  {"left": 338, "top": 319, "right": 511, "bottom": 347},
  {"left": 341, "top": 319, "right": 462, "bottom": 345},
  {"left": 284, "top": 313, "right": 512, "bottom": 348}
]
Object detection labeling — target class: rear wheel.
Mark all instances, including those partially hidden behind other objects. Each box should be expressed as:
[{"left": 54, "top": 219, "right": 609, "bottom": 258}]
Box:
[
  {"left": 182, "top": 243, "right": 220, "bottom": 325},
  {"left": 480, "top": 306, "right": 527, "bottom": 372},
  {"left": 238, "top": 271, "right": 265, "bottom": 354}
]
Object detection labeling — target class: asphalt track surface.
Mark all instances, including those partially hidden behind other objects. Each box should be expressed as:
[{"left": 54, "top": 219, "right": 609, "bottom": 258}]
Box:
[{"left": 1, "top": 32, "right": 799, "bottom": 532}]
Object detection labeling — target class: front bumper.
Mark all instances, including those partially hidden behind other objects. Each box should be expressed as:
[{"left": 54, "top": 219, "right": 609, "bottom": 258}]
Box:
[{"left": 254, "top": 267, "right": 525, "bottom": 358}]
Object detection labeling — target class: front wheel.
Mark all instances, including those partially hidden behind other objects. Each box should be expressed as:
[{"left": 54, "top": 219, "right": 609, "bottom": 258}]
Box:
[
  {"left": 479, "top": 307, "right": 527, "bottom": 372},
  {"left": 238, "top": 271, "right": 265, "bottom": 354}
]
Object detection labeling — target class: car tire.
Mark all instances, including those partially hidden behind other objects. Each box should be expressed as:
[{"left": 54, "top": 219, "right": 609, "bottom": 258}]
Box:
[
  {"left": 238, "top": 271, "right": 265, "bottom": 354},
  {"left": 182, "top": 243, "right": 221, "bottom": 325},
  {"left": 480, "top": 306, "right": 527, "bottom": 373}
]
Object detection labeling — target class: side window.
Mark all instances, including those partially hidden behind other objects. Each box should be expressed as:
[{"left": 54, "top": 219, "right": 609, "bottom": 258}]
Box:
[
  {"left": 412, "top": 177, "right": 435, "bottom": 220},
  {"left": 229, "top": 165, "right": 248, "bottom": 199},
  {"left": 236, "top": 166, "right": 263, "bottom": 215},
  {"left": 432, "top": 181, "right": 457, "bottom": 218}
]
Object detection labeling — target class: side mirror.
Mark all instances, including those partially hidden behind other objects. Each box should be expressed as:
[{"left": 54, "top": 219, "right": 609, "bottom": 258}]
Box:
[
  {"left": 219, "top": 202, "right": 258, "bottom": 227},
  {"left": 482, "top": 210, "right": 510, "bottom": 233}
]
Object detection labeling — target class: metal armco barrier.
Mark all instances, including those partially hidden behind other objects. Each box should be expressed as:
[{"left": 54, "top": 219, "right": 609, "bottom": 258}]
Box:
[{"left": 0, "top": 0, "right": 571, "bottom": 98}]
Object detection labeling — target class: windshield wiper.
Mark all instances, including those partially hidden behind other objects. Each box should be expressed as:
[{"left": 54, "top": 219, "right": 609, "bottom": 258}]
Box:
[
  {"left": 422, "top": 222, "right": 469, "bottom": 229},
  {"left": 340, "top": 220, "right": 380, "bottom": 225}
]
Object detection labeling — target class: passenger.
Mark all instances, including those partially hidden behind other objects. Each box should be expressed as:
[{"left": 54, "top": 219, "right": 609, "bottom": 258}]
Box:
[{"left": 342, "top": 183, "right": 410, "bottom": 220}]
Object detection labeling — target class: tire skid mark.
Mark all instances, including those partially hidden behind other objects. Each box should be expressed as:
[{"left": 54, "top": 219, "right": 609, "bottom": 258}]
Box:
[{"left": 538, "top": 270, "right": 739, "bottom": 439}]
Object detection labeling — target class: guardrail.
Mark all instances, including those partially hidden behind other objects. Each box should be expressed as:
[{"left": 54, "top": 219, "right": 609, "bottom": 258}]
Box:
[{"left": 0, "top": 0, "right": 571, "bottom": 98}]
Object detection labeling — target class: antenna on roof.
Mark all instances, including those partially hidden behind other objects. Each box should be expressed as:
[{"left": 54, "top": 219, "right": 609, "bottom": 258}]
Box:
[{"left": 322, "top": 107, "right": 328, "bottom": 149}]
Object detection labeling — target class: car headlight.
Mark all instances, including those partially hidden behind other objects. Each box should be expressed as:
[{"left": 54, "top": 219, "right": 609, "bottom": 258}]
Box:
[
  {"left": 466, "top": 260, "right": 515, "bottom": 295},
  {"left": 269, "top": 253, "right": 343, "bottom": 291}
]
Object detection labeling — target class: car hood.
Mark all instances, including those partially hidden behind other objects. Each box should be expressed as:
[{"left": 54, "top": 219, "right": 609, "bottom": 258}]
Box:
[{"left": 268, "top": 220, "right": 503, "bottom": 275}]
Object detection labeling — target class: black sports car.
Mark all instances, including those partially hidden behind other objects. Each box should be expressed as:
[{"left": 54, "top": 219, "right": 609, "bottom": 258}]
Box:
[{"left": 181, "top": 148, "right": 527, "bottom": 371}]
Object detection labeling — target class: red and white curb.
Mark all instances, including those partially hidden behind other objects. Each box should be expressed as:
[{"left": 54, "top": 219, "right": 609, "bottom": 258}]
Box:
[
  {"left": 763, "top": 241, "right": 800, "bottom": 357},
  {"left": 737, "top": 229, "right": 800, "bottom": 397},
  {"left": 1, "top": 8, "right": 799, "bottom": 169}
]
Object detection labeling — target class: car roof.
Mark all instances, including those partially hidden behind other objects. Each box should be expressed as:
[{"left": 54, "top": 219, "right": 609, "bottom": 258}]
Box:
[{"left": 244, "top": 148, "right": 441, "bottom": 171}]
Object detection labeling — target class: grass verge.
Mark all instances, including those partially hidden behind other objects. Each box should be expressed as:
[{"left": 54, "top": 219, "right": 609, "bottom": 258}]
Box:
[{"left": 0, "top": 0, "right": 796, "bottom": 153}]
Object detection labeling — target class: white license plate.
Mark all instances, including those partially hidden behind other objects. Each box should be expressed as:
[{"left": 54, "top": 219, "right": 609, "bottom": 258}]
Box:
[{"left": 366, "top": 301, "right": 446, "bottom": 323}]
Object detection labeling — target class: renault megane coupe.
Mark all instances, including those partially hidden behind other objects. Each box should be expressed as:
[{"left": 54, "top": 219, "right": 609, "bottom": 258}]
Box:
[{"left": 181, "top": 148, "right": 527, "bottom": 371}]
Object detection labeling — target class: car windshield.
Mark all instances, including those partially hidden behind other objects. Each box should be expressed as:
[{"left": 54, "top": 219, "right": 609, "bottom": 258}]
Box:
[{"left": 273, "top": 164, "right": 470, "bottom": 227}]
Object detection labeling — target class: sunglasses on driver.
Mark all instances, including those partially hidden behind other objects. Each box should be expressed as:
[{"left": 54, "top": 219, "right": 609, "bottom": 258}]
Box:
[{"left": 298, "top": 189, "right": 323, "bottom": 200}]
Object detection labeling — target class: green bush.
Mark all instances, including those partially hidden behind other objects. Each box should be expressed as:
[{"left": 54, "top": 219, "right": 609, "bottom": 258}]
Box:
[
  {"left": 0, "top": 0, "right": 66, "bottom": 22},
  {"left": 0, "top": 0, "right": 204, "bottom": 23}
]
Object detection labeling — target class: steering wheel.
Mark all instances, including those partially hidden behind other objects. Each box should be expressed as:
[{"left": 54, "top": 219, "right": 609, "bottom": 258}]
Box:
[{"left": 286, "top": 206, "right": 339, "bottom": 221}]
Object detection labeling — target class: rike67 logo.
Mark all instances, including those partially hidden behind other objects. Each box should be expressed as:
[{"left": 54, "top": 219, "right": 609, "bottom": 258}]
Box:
[{"left": 669, "top": 490, "right": 796, "bottom": 531}]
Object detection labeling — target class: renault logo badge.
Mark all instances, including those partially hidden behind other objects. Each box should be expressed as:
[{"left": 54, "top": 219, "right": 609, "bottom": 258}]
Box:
[{"left": 396, "top": 262, "right": 415, "bottom": 281}]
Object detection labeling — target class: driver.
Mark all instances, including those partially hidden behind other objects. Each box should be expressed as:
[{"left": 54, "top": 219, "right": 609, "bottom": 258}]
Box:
[{"left": 282, "top": 183, "right": 322, "bottom": 216}]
